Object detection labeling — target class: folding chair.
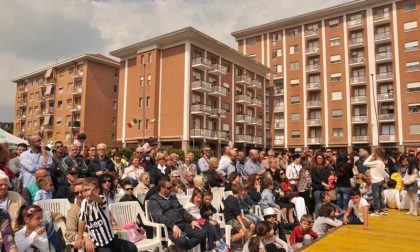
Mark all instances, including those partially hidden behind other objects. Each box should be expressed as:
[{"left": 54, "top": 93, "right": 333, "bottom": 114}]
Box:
[{"left": 35, "top": 199, "right": 71, "bottom": 218}]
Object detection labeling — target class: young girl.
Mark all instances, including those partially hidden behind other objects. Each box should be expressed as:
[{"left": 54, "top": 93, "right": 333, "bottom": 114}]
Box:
[
  {"left": 14, "top": 205, "right": 49, "bottom": 252},
  {"left": 258, "top": 177, "right": 280, "bottom": 212},
  {"left": 184, "top": 189, "right": 227, "bottom": 251},
  {"left": 244, "top": 221, "right": 288, "bottom": 252},
  {"left": 312, "top": 203, "right": 343, "bottom": 237},
  {"left": 403, "top": 158, "right": 419, "bottom": 216},
  {"left": 34, "top": 177, "right": 53, "bottom": 202}
]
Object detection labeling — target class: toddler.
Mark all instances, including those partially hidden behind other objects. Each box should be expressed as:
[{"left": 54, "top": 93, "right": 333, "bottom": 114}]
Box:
[
  {"left": 289, "top": 214, "right": 318, "bottom": 250},
  {"left": 34, "top": 177, "right": 53, "bottom": 202}
]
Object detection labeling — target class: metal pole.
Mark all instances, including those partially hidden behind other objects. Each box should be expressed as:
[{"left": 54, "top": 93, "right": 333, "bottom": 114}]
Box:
[
  {"left": 370, "top": 74, "right": 380, "bottom": 149},
  {"left": 143, "top": 64, "right": 146, "bottom": 145}
]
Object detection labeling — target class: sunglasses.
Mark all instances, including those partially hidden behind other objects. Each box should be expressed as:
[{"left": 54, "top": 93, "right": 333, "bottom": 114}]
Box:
[
  {"left": 266, "top": 215, "right": 277, "bottom": 219},
  {"left": 279, "top": 173, "right": 285, "bottom": 175},
  {"left": 102, "top": 180, "right": 112, "bottom": 183},
  {"left": 125, "top": 188, "right": 133, "bottom": 191},
  {"left": 56, "top": 146, "right": 63, "bottom": 148},
  {"left": 74, "top": 190, "right": 83, "bottom": 195},
  {"left": 165, "top": 186, "right": 173, "bottom": 190}
]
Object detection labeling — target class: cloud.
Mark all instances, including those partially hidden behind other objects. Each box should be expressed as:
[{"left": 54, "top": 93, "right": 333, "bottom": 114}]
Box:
[{"left": 0, "top": 0, "right": 350, "bottom": 122}]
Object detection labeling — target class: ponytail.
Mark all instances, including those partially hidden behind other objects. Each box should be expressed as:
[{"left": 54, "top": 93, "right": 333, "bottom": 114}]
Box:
[{"left": 248, "top": 235, "right": 261, "bottom": 252}]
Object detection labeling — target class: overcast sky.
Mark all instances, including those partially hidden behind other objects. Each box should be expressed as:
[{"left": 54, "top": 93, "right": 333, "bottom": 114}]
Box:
[{"left": 0, "top": 0, "right": 350, "bottom": 122}]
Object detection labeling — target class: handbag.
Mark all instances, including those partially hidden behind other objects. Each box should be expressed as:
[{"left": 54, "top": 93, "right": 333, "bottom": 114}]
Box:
[
  {"left": 327, "top": 189, "right": 337, "bottom": 201},
  {"left": 122, "top": 221, "right": 146, "bottom": 243}
]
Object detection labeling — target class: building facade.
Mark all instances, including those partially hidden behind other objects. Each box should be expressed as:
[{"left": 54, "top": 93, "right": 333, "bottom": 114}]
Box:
[
  {"left": 12, "top": 54, "right": 119, "bottom": 147},
  {"left": 232, "top": 0, "right": 420, "bottom": 151},
  {"left": 110, "top": 27, "right": 269, "bottom": 152}
]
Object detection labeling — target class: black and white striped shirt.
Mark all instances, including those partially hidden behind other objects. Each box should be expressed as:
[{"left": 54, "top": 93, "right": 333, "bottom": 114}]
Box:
[{"left": 79, "top": 196, "right": 114, "bottom": 247}]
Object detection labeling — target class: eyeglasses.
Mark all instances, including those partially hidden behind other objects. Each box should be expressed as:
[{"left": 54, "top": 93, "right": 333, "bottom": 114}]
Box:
[
  {"left": 74, "top": 190, "right": 83, "bottom": 195},
  {"left": 125, "top": 188, "right": 133, "bottom": 191},
  {"left": 98, "top": 148, "right": 105, "bottom": 151},
  {"left": 266, "top": 215, "right": 276, "bottom": 219},
  {"left": 56, "top": 145, "right": 63, "bottom": 148},
  {"left": 102, "top": 180, "right": 112, "bottom": 184},
  {"left": 136, "top": 151, "right": 144, "bottom": 154},
  {"left": 279, "top": 173, "right": 285, "bottom": 175},
  {"left": 172, "top": 176, "right": 180, "bottom": 178},
  {"left": 144, "top": 177, "right": 151, "bottom": 180},
  {"left": 164, "top": 186, "right": 173, "bottom": 190},
  {"left": 205, "top": 149, "right": 211, "bottom": 152}
]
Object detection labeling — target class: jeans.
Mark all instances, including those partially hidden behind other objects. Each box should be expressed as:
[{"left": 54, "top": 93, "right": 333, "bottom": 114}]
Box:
[
  {"left": 313, "top": 190, "right": 323, "bottom": 208},
  {"left": 202, "top": 222, "right": 221, "bottom": 250},
  {"left": 372, "top": 181, "right": 386, "bottom": 212},
  {"left": 168, "top": 223, "right": 207, "bottom": 250},
  {"left": 346, "top": 212, "right": 363, "bottom": 224},
  {"left": 96, "top": 237, "right": 138, "bottom": 252},
  {"left": 335, "top": 187, "right": 352, "bottom": 210}
]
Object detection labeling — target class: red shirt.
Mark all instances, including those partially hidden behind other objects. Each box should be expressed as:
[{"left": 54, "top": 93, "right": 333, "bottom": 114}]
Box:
[{"left": 289, "top": 225, "right": 318, "bottom": 245}]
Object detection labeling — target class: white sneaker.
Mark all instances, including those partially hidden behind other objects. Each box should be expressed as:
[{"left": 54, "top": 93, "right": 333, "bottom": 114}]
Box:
[{"left": 370, "top": 211, "right": 380, "bottom": 216}]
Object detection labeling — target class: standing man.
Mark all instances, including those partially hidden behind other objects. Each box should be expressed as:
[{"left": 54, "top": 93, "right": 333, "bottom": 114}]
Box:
[
  {"left": 198, "top": 146, "right": 212, "bottom": 176},
  {"left": 61, "top": 144, "right": 88, "bottom": 177},
  {"left": 19, "top": 134, "right": 53, "bottom": 188},
  {"left": 51, "top": 141, "right": 67, "bottom": 189},
  {"left": 243, "top": 149, "right": 261, "bottom": 177},
  {"left": 217, "top": 147, "right": 236, "bottom": 179},
  {"left": 8, "top": 143, "right": 27, "bottom": 192},
  {"left": 354, "top": 147, "right": 370, "bottom": 190},
  {"left": 88, "top": 143, "right": 115, "bottom": 177}
]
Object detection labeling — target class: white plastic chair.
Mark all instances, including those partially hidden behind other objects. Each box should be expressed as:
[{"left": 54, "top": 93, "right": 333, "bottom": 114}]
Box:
[
  {"left": 186, "top": 188, "right": 195, "bottom": 196},
  {"left": 177, "top": 194, "right": 192, "bottom": 208},
  {"left": 109, "top": 202, "right": 163, "bottom": 252},
  {"left": 35, "top": 199, "right": 71, "bottom": 218},
  {"left": 53, "top": 219, "right": 83, "bottom": 252},
  {"left": 211, "top": 190, "right": 225, "bottom": 212},
  {"left": 223, "top": 191, "right": 233, "bottom": 200}
]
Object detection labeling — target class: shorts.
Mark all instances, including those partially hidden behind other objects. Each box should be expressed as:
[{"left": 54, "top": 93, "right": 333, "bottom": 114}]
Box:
[{"left": 227, "top": 218, "right": 251, "bottom": 234}]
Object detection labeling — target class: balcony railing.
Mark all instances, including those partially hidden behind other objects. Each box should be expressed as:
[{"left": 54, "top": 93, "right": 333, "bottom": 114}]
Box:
[
  {"left": 352, "top": 136, "right": 369, "bottom": 142},
  {"left": 72, "top": 87, "right": 83, "bottom": 96},
  {"left": 41, "top": 125, "right": 53, "bottom": 132},
  {"left": 376, "top": 52, "right": 392, "bottom": 62},
  {"left": 70, "top": 104, "right": 81, "bottom": 112},
  {"left": 191, "top": 80, "right": 212, "bottom": 93},
  {"left": 191, "top": 104, "right": 212, "bottom": 114},
  {"left": 305, "top": 64, "right": 320, "bottom": 72},
  {"left": 190, "top": 128, "right": 212, "bottom": 138},
  {"left": 250, "top": 98, "right": 262, "bottom": 107},
  {"left": 192, "top": 57, "right": 212, "bottom": 70},
  {"left": 18, "top": 102, "right": 27, "bottom": 107},
  {"left": 235, "top": 75, "right": 252, "bottom": 85},
  {"left": 348, "top": 37, "right": 364, "bottom": 47},
  {"left": 19, "top": 88, "right": 28, "bottom": 93},
  {"left": 307, "top": 137, "right": 322, "bottom": 144},
  {"left": 236, "top": 135, "right": 253, "bottom": 143},
  {"left": 274, "top": 88, "right": 284, "bottom": 96},
  {"left": 235, "top": 114, "right": 253, "bottom": 123},
  {"left": 306, "top": 100, "right": 321, "bottom": 107},
  {"left": 349, "top": 76, "right": 366, "bottom": 85},
  {"left": 305, "top": 29, "right": 319, "bottom": 37},
  {"left": 350, "top": 96, "right": 367, "bottom": 104},
  {"left": 374, "top": 32, "right": 391, "bottom": 42},
  {"left": 374, "top": 12, "right": 390, "bottom": 22},
  {"left": 235, "top": 95, "right": 252, "bottom": 104},
  {"left": 214, "top": 108, "right": 228, "bottom": 117},
  {"left": 274, "top": 105, "right": 285, "bottom": 112},
  {"left": 349, "top": 57, "right": 365, "bottom": 65},
  {"left": 306, "top": 82, "right": 321, "bottom": 90},
  {"left": 273, "top": 139, "right": 285, "bottom": 145},
  {"left": 274, "top": 120, "right": 285, "bottom": 129},
  {"left": 376, "top": 72, "right": 393, "bottom": 82},
  {"left": 68, "top": 121, "right": 81, "bottom": 128},
  {"left": 307, "top": 119, "right": 321, "bottom": 126},
  {"left": 379, "top": 135, "right": 396, "bottom": 142},
  {"left": 44, "top": 108, "right": 55, "bottom": 115},
  {"left": 211, "top": 130, "right": 227, "bottom": 140},
  {"left": 305, "top": 47, "right": 320, "bottom": 55},
  {"left": 209, "top": 85, "right": 227, "bottom": 96},
  {"left": 250, "top": 79, "right": 262, "bottom": 89},
  {"left": 379, "top": 113, "right": 394, "bottom": 121},
  {"left": 73, "top": 72, "right": 83, "bottom": 80},
  {"left": 348, "top": 19, "right": 363, "bottom": 29},
  {"left": 252, "top": 136, "right": 263, "bottom": 145},
  {"left": 208, "top": 63, "right": 227, "bottom": 76},
  {"left": 377, "top": 93, "right": 394, "bottom": 101},
  {"left": 352, "top": 115, "right": 368, "bottom": 123},
  {"left": 45, "top": 94, "right": 55, "bottom": 101}
]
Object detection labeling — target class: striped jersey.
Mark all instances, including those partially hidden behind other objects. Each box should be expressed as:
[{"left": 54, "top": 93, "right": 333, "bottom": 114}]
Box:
[{"left": 79, "top": 195, "right": 114, "bottom": 247}]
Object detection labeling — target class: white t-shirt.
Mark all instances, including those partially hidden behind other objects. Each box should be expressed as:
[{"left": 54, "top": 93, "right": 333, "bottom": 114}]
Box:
[{"left": 348, "top": 197, "right": 369, "bottom": 222}]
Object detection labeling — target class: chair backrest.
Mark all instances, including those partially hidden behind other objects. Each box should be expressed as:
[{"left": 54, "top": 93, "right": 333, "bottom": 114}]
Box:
[
  {"left": 223, "top": 191, "right": 233, "bottom": 200},
  {"left": 176, "top": 195, "right": 191, "bottom": 208},
  {"left": 35, "top": 199, "right": 71, "bottom": 218},
  {"left": 186, "top": 188, "right": 195, "bottom": 196},
  {"left": 109, "top": 201, "right": 141, "bottom": 227},
  {"left": 144, "top": 200, "right": 152, "bottom": 222},
  {"left": 212, "top": 190, "right": 224, "bottom": 212},
  {"left": 211, "top": 187, "right": 225, "bottom": 194},
  {"left": 137, "top": 193, "right": 147, "bottom": 204}
]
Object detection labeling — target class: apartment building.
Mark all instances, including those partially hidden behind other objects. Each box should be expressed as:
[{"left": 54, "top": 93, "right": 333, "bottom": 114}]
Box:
[
  {"left": 12, "top": 54, "right": 119, "bottom": 147},
  {"left": 110, "top": 27, "right": 269, "bottom": 152},
  {"left": 232, "top": 0, "right": 420, "bottom": 151}
]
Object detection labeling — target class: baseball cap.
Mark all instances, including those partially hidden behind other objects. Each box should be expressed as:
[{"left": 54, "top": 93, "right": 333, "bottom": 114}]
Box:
[{"left": 263, "top": 207, "right": 277, "bottom": 217}]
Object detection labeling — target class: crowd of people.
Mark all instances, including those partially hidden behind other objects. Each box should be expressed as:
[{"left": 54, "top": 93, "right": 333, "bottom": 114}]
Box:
[{"left": 0, "top": 133, "right": 419, "bottom": 252}]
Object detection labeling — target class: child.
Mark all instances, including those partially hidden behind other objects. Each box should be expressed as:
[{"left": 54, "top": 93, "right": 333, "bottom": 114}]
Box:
[
  {"left": 262, "top": 207, "right": 288, "bottom": 243},
  {"left": 289, "top": 214, "right": 318, "bottom": 250},
  {"left": 224, "top": 184, "right": 255, "bottom": 242},
  {"left": 200, "top": 190, "right": 218, "bottom": 221},
  {"left": 343, "top": 190, "right": 369, "bottom": 230},
  {"left": 241, "top": 181, "right": 262, "bottom": 224},
  {"left": 244, "top": 221, "right": 288, "bottom": 252},
  {"left": 119, "top": 180, "right": 142, "bottom": 206},
  {"left": 314, "top": 192, "right": 343, "bottom": 218},
  {"left": 383, "top": 179, "right": 402, "bottom": 209},
  {"left": 359, "top": 171, "right": 373, "bottom": 211},
  {"left": 403, "top": 158, "right": 419, "bottom": 216},
  {"left": 14, "top": 205, "right": 49, "bottom": 252},
  {"left": 258, "top": 177, "right": 280, "bottom": 212},
  {"left": 184, "top": 189, "right": 227, "bottom": 251},
  {"left": 75, "top": 177, "right": 137, "bottom": 252},
  {"left": 312, "top": 203, "right": 343, "bottom": 237},
  {"left": 34, "top": 177, "right": 53, "bottom": 202}
]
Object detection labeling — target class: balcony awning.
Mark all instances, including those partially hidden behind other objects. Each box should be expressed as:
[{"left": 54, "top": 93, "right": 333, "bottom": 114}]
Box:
[
  {"left": 45, "top": 84, "right": 52, "bottom": 95},
  {"left": 44, "top": 68, "right": 53, "bottom": 78},
  {"left": 43, "top": 115, "right": 50, "bottom": 125}
]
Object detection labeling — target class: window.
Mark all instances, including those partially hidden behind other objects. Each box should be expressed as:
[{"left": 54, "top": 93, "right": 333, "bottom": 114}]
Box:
[
  {"left": 146, "top": 96, "right": 151, "bottom": 107},
  {"left": 192, "top": 71, "right": 201, "bottom": 81},
  {"left": 290, "top": 62, "right": 299, "bottom": 70},
  {"left": 291, "top": 113, "right": 300, "bottom": 121},
  {"left": 145, "top": 119, "right": 149, "bottom": 130},
  {"left": 404, "top": 21, "right": 418, "bottom": 31},
  {"left": 139, "top": 98, "right": 143, "bottom": 108},
  {"left": 273, "top": 65, "right": 282, "bottom": 73},
  {"left": 404, "top": 1, "right": 416, "bottom": 11},
  {"left": 147, "top": 75, "right": 151, "bottom": 85},
  {"left": 333, "top": 128, "right": 344, "bottom": 137},
  {"left": 140, "top": 76, "right": 144, "bottom": 86},
  {"left": 114, "top": 72, "right": 118, "bottom": 78},
  {"left": 332, "top": 91, "right": 342, "bottom": 100},
  {"left": 291, "top": 130, "right": 300, "bottom": 138},
  {"left": 289, "top": 45, "right": 299, "bottom": 54},
  {"left": 272, "top": 32, "right": 282, "bottom": 43},
  {"left": 329, "top": 37, "right": 340, "bottom": 47},
  {"left": 113, "top": 84, "right": 117, "bottom": 93},
  {"left": 65, "top": 132, "right": 71, "bottom": 140},
  {"left": 113, "top": 101, "right": 117, "bottom": 110},
  {"left": 290, "top": 96, "right": 300, "bottom": 104},
  {"left": 410, "top": 124, "right": 420, "bottom": 134},
  {"left": 28, "top": 108, "right": 33, "bottom": 115},
  {"left": 112, "top": 117, "right": 116, "bottom": 126},
  {"left": 330, "top": 55, "right": 341, "bottom": 64},
  {"left": 408, "top": 82, "right": 420, "bottom": 92},
  {"left": 112, "top": 133, "right": 116, "bottom": 142},
  {"left": 329, "top": 19, "right": 339, "bottom": 29},
  {"left": 381, "top": 124, "right": 395, "bottom": 135},
  {"left": 137, "top": 120, "right": 142, "bottom": 130},
  {"left": 288, "top": 29, "right": 298, "bottom": 37},
  {"left": 409, "top": 103, "right": 420, "bottom": 113},
  {"left": 223, "top": 103, "right": 230, "bottom": 113},
  {"left": 405, "top": 41, "right": 419, "bottom": 51},
  {"left": 223, "top": 124, "right": 230, "bottom": 132},
  {"left": 66, "top": 99, "right": 72, "bottom": 108},
  {"left": 30, "top": 94, "right": 33, "bottom": 101},
  {"left": 332, "top": 109, "right": 343, "bottom": 118},
  {"left": 68, "top": 67, "right": 74, "bottom": 74},
  {"left": 56, "top": 116, "right": 61, "bottom": 125},
  {"left": 249, "top": 54, "right": 257, "bottom": 62},
  {"left": 290, "top": 79, "right": 300, "bottom": 87},
  {"left": 141, "top": 55, "right": 144, "bottom": 65},
  {"left": 223, "top": 82, "right": 230, "bottom": 92},
  {"left": 148, "top": 53, "right": 152, "bottom": 63},
  {"left": 331, "top": 73, "right": 342, "bottom": 82},
  {"left": 272, "top": 49, "right": 282, "bottom": 58},
  {"left": 59, "top": 70, "right": 64, "bottom": 78},
  {"left": 406, "top": 61, "right": 420, "bottom": 72},
  {"left": 246, "top": 37, "right": 257, "bottom": 46},
  {"left": 58, "top": 87, "right": 63, "bottom": 94},
  {"left": 66, "top": 115, "right": 71, "bottom": 123},
  {"left": 57, "top": 101, "right": 62, "bottom": 109}
]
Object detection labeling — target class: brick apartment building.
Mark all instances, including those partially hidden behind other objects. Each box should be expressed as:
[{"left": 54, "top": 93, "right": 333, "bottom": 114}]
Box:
[
  {"left": 12, "top": 54, "right": 119, "bottom": 147},
  {"left": 231, "top": 0, "right": 420, "bottom": 152},
  {"left": 110, "top": 27, "right": 269, "bottom": 153}
]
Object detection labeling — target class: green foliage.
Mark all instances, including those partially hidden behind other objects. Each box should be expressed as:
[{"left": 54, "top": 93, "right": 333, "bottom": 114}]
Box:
[
  {"left": 166, "top": 149, "right": 185, "bottom": 160},
  {"left": 119, "top": 147, "right": 133, "bottom": 160},
  {"left": 186, "top": 149, "right": 201, "bottom": 161}
]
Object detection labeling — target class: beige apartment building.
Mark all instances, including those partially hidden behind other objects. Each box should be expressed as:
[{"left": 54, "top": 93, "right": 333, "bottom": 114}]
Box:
[
  {"left": 110, "top": 27, "right": 269, "bottom": 152},
  {"left": 232, "top": 0, "right": 420, "bottom": 151},
  {"left": 12, "top": 54, "right": 119, "bottom": 147}
]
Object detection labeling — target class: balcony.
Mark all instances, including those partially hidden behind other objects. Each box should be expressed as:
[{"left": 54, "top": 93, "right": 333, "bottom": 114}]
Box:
[
  {"left": 18, "top": 102, "right": 27, "bottom": 108},
  {"left": 377, "top": 93, "right": 394, "bottom": 102},
  {"left": 45, "top": 94, "right": 55, "bottom": 101},
  {"left": 305, "top": 64, "right": 320, "bottom": 73},
  {"left": 209, "top": 85, "right": 227, "bottom": 97},
  {"left": 190, "top": 128, "right": 212, "bottom": 138},
  {"left": 37, "top": 96, "right": 45, "bottom": 104},
  {"left": 379, "top": 134, "right": 396, "bottom": 143},
  {"left": 352, "top": 115, "right": 368, "bottom": 124},
  {"left": 274, "top": 88, "right": 284, "bottom": 96},
  {"left": 236, "top": 135, "right": 253, "bottom": 143},
  {"left": 306, "top": 81, "right": 321, "bottom": 91},
  {"left": 373, "top": 12, "right": 390, "bottom": 24},
  {"left": 211, "top": 130, "right": 227, "bottom": 140},
  {"left": 73, "top": 72, "right": 83, "bottom": 80},
  {"left": 352, "top": 135, "right": 369, "bottom": 143},
  {"left": 349, "top": 57, "right": 365, "bottom": 66},
  {"left": 273, "top": 105, "right": 285, "bottom": 112},
  {"left": 235, "top": 94, "right": 252, "bottom": 104},
  {"left": 191, "top": 104, "right": 212, "bottom": 115},
  {"left": 72, "top": 87, "right": 83, "bottom": 96},
  {"left": 250, "top": 117, "right": 263, "bottom": 126},
  {"left": 41, "top": 125, "right": 53, "bottom": 132},
  {"left": 68, "top": 121, "right": 81, "bottom": 130},
  {"left": 350, "top": 96, "right": 367, "bottom": 104},
  {"left": 18, "top": 88, "right": 28, "bottom": 94},
  {"left": 349, "top": 76, "right": 366, "bottom": 86},
  {"left": 249, "top": 98, "right": 262, "bottom": 107},
  {"left": 192, "top": 57, "right": 212, "bottom": 70},
  {"left": 274, "top": 120, "right": 285, "bottom": 129},
  {"left": 374, "top": 32, "right": 391, "bottom": 44},
  {"left": 375, "top": 52, "right": 392, "bottom": 63},
  {"left": 379, "top": 113, "right": 395, "bottom": 122},
  {"left": 249, "top": 79, "right": 262, "bottom": 89},
  {"left": 18, "top": 114, "right": 26, "bottom": 121},
  {"left": 305, "top": 29, "right": 319, "bottom": 38},
  {"left": 235, "top": 114, "right": 252, "bottom": 124},
  {"left": 208, "top": 63, "right": 227, "bottom": 76},
  {"left": 44, "top": 108, "right": 54, "bottom": 115},
  {"left": 209, "top": 108, "right": 228, "bottom": 118},
  {"left": 70, "top": 104, "right": 81, "bottom": 112},
  {"left": 305, "top": 47, "right": 320, "bottom": 56},
  {"left": 306, "top": 100, "right": 321, "bottom": 108},
  {"left": 307, "top": 137, "right": 322, "bottom": 145},
  {"left": 252, "top": 136, "right": 263, "bottom": 145},
  {"left": 36, "top": 111, "right": 45, "bottom": 118},
  {"left": 307, "top": 119, "right": 322, "bottom": 126},
  {"left": 348, "top": 38, "right": 364, "bottom": 48},
  {"left": 191, "top": 80, "right": 212, "bottom": 93},
  {"left": 376, "top": 72, "right": 393, "bottom": 82},
  {"left": 235, "top": 75, "right": 252, "bottom": 85},
  {"left": 348, "top": 19, "right": 363, "bottom": 30},
  {"left": 273, "top": 139, "right": 285, "bottom": 145}
]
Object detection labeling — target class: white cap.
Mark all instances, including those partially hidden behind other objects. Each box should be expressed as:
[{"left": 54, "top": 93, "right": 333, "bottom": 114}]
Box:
[{"left": 263, "top": 207, "right": 277, "bottom": 217}]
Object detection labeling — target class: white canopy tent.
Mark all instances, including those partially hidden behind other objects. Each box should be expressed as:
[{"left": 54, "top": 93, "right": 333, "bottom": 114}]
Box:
[{"left": 0, "top": 128, "right": 28, "bottom": 146}]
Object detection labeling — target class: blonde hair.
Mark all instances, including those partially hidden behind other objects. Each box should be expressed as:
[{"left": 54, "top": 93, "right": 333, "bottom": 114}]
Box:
[{"left": 209, "top": 157, "right": 218, "bottom": 169}]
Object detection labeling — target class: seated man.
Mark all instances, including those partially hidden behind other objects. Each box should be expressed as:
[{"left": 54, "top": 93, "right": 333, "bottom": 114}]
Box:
[
  {"left": 148, "top": 180, "right": 207, "bottom": 250},
  {"left": 343, "top": 189, "right": 369, "bottom": 230}
]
